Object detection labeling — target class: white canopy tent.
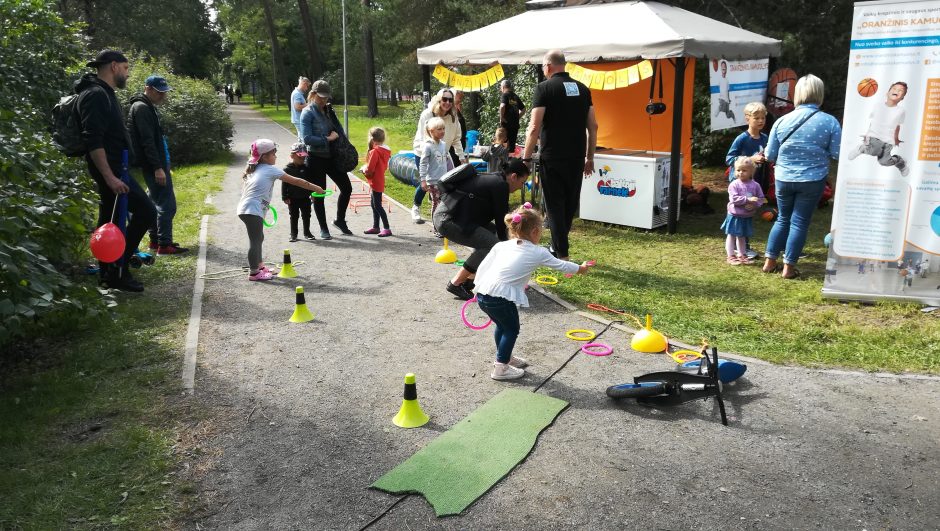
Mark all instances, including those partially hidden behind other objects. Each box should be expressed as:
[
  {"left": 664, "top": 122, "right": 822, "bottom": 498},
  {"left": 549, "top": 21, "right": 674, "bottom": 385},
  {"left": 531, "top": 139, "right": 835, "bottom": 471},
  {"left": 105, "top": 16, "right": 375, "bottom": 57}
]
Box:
[
  {"left": 417, "top": 1, "right": 781, "bottom": 65},
  {"left": 416, "top": 1, "right": 782, "bottom": 232}
]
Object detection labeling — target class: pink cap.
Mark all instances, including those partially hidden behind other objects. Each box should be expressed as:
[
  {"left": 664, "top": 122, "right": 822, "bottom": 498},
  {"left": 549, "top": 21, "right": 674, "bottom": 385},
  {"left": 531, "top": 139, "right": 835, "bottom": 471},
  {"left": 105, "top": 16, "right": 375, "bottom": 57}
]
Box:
[{"left": 248, "top": 139, "right": 277, "bottom": 164}]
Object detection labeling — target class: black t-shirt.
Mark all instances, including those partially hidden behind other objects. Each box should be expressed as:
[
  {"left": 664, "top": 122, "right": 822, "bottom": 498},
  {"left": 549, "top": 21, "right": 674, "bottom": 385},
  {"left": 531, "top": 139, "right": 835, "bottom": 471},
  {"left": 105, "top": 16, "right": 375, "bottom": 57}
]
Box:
[
  {"left": 500, "top": 91, "right": 525, "bottom": 129},
  {"left": 531, "top": 72, "right": 592, "bottom": 161}
]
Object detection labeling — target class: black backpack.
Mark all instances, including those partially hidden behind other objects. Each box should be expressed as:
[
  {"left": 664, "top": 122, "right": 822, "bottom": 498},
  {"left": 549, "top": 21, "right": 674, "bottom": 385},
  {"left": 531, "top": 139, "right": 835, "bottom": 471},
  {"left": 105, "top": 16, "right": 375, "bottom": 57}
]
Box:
[
  {"left": 51, "top": 93, "right": 86, "bottom": 157},
  {"left": 437, "top": 163, "right": 478, "bottom": 192}
]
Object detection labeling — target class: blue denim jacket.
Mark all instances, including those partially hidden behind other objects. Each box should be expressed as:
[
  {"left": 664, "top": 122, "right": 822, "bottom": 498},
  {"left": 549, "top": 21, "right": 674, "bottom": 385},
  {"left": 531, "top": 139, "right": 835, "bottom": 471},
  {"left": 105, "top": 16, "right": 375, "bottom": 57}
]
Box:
[
  {"left": 766, "top": 104, "right": 841, "bottom": 182},
  {"left": 299, "top": 104, "right": 342, "bottom": 158}
]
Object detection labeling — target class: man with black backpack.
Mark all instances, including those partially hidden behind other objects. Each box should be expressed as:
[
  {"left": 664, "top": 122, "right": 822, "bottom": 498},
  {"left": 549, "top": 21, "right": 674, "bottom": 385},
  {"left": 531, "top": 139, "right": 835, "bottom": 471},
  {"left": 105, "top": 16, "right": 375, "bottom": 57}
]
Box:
[
  {"left": 128, "top": 75, "right": 188, "bottom": 255},
  {"left": 76, "top": 50, "right": 157, "bottom": 292}
]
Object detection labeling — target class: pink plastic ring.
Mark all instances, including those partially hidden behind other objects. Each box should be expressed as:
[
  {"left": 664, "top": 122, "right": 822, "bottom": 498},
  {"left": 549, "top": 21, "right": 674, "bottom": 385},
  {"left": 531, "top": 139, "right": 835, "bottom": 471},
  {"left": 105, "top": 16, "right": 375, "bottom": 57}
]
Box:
[
  {"left": 461, "top": 296, "right": 492, "bottom": 330},
  {"left": 581, "top": 342, "right": 613, "bottom": 356}
]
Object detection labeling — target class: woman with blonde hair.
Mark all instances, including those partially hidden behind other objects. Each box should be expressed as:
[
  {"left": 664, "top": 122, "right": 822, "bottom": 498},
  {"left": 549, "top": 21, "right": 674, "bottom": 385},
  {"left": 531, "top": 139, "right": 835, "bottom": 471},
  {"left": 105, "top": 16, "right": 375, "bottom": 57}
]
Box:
[
  {"left": 410, "top": 87, "right": 467, "bottom": 223},
  {"left": 762, "top": 74, "right": 842, "bottom": 279}
]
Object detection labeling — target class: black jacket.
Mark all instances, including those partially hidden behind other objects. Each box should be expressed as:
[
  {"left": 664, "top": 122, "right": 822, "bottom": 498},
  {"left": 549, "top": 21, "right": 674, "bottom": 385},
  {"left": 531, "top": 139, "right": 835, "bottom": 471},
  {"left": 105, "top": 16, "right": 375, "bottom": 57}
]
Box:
[
  {"left": 127, "top": 94, "right": 167, "bottom": 171},
  {"left": 281, "top": 162, "right": 315, "bottom": 201},
  {"left": 75, "top": 73, "right": 131, "bottom": 173},
  {"left": 435, "top": 172, "right": 509, "bottom": 241}
]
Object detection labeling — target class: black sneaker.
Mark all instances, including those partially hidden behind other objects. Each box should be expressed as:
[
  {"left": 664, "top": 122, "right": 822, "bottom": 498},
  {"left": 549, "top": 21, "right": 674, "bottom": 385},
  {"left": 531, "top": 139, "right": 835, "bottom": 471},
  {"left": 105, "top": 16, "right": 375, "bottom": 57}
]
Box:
[
  {"left": 332, "top": 220, "right": 353, "bottom": 235},
  {"left": 104, "top": 267, "right": 144, "bottom": 292},
  {"left": 303, "top": 231, "right": 316, "bottom": 240},
  {"left": 462, "top": 280, "right": 475, "bottom": 292},
  {"left": 320, "top": 229, "right": 333, "bottom": 240},
  {"left": 289, "top": 234, "right": 299, "bottom": 242},
  {"left": 446, "top": 281, "right": 473, "bottom": 301}
]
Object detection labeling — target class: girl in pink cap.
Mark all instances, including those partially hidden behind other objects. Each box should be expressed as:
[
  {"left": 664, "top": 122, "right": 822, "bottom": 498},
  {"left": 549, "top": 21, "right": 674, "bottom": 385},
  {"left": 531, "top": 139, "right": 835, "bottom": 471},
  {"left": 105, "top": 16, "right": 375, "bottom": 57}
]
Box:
[{"left": 237, "top": 139, "right": 325, "bottom": 281}]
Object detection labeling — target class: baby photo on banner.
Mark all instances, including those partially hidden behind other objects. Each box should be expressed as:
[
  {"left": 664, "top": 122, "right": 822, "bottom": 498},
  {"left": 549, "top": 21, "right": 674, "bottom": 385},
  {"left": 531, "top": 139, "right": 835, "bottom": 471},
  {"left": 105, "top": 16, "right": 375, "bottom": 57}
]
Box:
[
  {"left": 709, "top": 58, "right": 770, "bottom": 131},
  {"left": 824, "top": 0, "right": 940, "bottom": 306}
]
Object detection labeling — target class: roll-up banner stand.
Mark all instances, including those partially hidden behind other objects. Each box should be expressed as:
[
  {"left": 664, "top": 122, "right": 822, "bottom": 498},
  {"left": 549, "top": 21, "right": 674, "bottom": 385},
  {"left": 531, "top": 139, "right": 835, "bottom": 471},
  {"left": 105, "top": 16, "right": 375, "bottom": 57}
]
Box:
[{"left": 824, "top": 0, "right": 940, "bottom": 306}]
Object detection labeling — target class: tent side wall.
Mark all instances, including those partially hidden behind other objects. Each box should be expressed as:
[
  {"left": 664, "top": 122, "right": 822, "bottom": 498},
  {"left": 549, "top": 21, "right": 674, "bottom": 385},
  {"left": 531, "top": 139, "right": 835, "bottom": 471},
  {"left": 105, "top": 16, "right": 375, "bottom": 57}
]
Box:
[{"left": 583, "top": 60, "right": 695, "bottom": 186}]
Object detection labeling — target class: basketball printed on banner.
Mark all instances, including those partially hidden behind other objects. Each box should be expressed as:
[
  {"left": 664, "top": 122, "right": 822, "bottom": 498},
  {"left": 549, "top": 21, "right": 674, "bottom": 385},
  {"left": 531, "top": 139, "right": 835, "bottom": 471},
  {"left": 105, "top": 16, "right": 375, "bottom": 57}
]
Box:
[{"left": 857, "top": 78, "right": 878, "bottom": 97}]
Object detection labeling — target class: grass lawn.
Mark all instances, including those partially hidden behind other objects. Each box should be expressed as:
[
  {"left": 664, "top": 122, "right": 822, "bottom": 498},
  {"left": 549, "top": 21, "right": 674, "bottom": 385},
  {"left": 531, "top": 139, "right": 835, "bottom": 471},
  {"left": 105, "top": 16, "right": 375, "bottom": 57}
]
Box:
[
  {"left": 0, "top": 156, "right": 230, "bottom": 528},
  {"left": 249, "top": 101, "right": 939, "bottom": 374}
]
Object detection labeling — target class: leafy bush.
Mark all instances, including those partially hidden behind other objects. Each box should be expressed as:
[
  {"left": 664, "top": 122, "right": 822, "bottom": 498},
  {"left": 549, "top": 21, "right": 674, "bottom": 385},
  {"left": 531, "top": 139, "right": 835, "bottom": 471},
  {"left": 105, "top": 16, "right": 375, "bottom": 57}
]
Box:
[
  {"left": 0, "top": 0, "right": 108, "bottom": 346},
  {"left": 119, "top": 55, "right": 233, "bottom": 164}
]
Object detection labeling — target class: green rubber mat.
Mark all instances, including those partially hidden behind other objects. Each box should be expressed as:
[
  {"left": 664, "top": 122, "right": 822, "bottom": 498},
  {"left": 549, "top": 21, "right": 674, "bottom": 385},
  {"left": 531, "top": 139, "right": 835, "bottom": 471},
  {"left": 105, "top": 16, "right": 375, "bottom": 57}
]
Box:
[{"left": 372, "top": 389, "right": 568, "bottom": 516}]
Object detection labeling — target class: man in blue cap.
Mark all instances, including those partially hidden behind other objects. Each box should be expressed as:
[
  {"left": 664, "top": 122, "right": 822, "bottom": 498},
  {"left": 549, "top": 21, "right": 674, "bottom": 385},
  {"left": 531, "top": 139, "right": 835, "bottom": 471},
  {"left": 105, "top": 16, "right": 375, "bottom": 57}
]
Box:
[{"left": 128, "top": 75, "right": 188, "bottom": 255}]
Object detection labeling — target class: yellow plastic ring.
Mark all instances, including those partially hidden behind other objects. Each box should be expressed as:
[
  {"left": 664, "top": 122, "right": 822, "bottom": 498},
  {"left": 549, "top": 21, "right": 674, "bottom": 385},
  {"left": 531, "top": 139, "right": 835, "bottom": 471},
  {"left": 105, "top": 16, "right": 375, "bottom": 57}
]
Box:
[
  {"left": 535, "top": 275, "right": 559, "bottom": 285},
  {"left": 670, "top": 350, "right": 704, "bottom": 363},
  {"left": 565, "top": 329, "right": 596, "bottom": 341}
]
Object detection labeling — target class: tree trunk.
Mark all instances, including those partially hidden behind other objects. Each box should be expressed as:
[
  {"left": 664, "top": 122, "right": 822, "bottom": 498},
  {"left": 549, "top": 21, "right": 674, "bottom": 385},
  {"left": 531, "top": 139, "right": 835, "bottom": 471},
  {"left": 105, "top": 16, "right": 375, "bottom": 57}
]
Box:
[
  {"left": 361, "top": 0, "right": 378, "bottom": 117},
  {"left": 297, "top": 0, "right": 324, "bottom": 78},
  {"left": 390, "top": 87, "right": 398, "bottom": 107},
  {"left": 260, "top": 0, "right": 290, "bottom": 99}
]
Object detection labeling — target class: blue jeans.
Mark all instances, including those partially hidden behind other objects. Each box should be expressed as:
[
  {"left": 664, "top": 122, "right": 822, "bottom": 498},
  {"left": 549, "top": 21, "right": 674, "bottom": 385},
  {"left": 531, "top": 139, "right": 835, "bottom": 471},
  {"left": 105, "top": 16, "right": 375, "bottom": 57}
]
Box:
[
  {"left": 476, "top": 293, "right": 519, "bottom": 364},
  {"left": 141, "top": 168, "right": 177, "bottom": 245},
  {"left": 765, "top": 179, "right": 826, "bottom": 265}
]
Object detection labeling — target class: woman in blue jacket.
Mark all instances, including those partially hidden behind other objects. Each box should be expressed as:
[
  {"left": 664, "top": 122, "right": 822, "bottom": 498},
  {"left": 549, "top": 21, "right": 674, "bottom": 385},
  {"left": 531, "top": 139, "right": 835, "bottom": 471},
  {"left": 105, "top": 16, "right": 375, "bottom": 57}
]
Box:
[
  {"left": 299, "top": 79, "right": 353, "bottom": 239},
  {"left": 762, "top": 75, "right": 841, "bottom": 280}
]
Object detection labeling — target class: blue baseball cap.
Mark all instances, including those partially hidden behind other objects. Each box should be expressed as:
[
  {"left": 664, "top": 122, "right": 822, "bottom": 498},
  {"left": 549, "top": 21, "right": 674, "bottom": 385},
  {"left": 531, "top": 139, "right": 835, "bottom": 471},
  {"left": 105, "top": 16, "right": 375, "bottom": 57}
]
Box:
[{"left": 145, "top": 75, "right": 172, "bottom": 92}]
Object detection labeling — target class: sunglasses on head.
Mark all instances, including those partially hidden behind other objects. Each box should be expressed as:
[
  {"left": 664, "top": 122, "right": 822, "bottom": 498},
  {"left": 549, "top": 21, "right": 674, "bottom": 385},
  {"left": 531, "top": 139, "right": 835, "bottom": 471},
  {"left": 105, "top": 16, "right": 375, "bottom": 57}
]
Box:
[{"left": 441, "top": 97, "right": 454, "bottom": 102}]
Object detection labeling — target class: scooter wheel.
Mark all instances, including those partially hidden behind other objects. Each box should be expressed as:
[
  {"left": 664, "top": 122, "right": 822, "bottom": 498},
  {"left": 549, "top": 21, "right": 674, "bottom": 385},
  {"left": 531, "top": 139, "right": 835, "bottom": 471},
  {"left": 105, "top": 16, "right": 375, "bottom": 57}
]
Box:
[
  {"left": 128, "top": 254, "right": 143, "bottom": 269},
  {"left": 606, "top": 381, "right": 667, "bottom": 399},
  {"left": 140, "top": 254, "right": 155, "bottom": 266}
]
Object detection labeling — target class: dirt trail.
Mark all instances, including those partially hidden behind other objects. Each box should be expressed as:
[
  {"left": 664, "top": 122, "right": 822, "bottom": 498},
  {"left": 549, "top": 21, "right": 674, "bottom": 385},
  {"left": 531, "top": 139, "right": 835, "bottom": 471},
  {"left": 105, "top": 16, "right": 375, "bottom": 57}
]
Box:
[{"left": 187, "top": 105, "right": 940, "bottom": 530}]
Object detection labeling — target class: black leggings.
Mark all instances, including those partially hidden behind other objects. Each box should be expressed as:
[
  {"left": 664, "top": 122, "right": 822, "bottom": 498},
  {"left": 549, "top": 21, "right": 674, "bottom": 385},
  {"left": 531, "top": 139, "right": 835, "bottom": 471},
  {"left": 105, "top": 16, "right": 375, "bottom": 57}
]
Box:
[
  {"left": 371, "top": 191, "right": 389, "bottom": 229},
  {"left": 239, "top": 214, "right": 264, "bottom": 272},
  {"left": 306, "top": 156, "right": 352, "bottom": 229}
]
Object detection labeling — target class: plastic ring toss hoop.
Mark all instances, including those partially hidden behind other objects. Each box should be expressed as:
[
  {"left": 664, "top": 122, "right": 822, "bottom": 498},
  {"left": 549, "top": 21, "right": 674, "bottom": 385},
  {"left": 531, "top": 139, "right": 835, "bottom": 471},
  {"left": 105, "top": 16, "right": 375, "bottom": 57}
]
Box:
[
  {"left": 310, "top": 189, "right": 335, "bottom": 198},
  {"left": 461, "top": 296, "right": 492, "bottom": 330},
  {"left": 535, "top": 275, "right": 559, "bottom": 285},
  {"left": 263, "top": 205, "right": 278, "bottom": 227},
  {"left": 566, "top": 329, "right": 596, "bottom": 341},
  {"left": 670, "top": 350, "right": 704, "bottom": 363},
  {"left": 581, "top": 342, "right": 613, "bottom": 356}
]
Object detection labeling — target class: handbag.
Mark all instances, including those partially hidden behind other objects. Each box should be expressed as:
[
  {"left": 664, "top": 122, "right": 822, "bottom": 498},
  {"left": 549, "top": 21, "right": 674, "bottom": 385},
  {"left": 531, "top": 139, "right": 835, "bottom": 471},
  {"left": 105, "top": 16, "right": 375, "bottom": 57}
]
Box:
[{"left": 327, "top": 106, "right": 359, "bottom": 172}]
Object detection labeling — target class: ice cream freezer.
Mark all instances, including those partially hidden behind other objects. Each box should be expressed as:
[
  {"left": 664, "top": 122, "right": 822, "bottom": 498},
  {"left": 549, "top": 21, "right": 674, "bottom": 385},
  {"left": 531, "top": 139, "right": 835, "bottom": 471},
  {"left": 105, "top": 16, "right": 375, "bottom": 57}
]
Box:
[{"left": 578, "top": 149, "right": 681, "bottom": 230}]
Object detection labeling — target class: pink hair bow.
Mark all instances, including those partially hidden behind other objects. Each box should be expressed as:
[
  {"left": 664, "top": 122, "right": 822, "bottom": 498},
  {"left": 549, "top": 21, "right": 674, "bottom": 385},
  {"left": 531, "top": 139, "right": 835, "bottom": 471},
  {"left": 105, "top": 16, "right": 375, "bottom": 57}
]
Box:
[{"left": 511, "top": 213, "right": 523, "bottom": 223}]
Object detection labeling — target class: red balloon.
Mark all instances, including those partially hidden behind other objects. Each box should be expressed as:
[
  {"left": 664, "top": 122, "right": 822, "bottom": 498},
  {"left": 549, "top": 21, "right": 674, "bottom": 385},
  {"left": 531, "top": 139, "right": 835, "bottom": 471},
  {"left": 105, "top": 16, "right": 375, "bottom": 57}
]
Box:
[{"left": 90, "top": 222, "right": 125, "bottom": 263}]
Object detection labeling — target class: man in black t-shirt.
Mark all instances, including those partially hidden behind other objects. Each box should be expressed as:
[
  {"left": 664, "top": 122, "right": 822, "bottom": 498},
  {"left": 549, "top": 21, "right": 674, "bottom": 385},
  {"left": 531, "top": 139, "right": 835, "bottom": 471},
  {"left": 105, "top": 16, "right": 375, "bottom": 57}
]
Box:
[
  {"left": 499, "top": 79, "right": 525, "bottom": 152},
  {"left": 522, "top": 50, "right": 598, "bottom": 260}
]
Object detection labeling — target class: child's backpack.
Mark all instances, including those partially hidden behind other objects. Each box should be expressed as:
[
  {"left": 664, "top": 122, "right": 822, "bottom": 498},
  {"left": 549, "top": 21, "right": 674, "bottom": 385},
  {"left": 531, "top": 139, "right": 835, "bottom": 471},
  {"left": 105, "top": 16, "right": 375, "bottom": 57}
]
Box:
[{"left": 51, "top": 93, "right": 86, "bottom": 157}]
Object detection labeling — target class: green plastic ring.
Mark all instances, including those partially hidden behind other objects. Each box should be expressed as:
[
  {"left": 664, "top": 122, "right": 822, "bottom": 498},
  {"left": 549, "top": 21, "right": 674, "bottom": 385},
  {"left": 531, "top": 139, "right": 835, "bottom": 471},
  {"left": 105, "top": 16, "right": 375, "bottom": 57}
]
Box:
[
  {"left": 263, "top": 205, "right": 278, "bottom": 227},
  {"left": 310, "top": 189, "right": 335, "bottom": 198}
]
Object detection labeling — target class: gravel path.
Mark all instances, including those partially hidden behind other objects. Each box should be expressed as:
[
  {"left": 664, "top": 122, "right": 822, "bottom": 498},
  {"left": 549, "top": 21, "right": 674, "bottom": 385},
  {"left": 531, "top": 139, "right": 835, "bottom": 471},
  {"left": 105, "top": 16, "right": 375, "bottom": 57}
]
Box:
[{"left": 188, "top": 104, "right": 940, "bottom": 530}]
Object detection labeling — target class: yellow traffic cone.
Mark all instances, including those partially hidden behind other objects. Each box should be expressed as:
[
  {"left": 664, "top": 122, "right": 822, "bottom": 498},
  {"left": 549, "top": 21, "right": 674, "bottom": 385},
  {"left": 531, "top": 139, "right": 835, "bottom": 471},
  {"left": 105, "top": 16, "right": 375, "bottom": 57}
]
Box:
[
  {"left": 631, "top": 314, "right": 668, "bottom": 353},
  {"left": 435, "top": 238, "right": 457, "bottom": 264},
  {"left": 278, "top": 249, "right": 297, "bottom": 278},
  {"left": 392, "top": 373, "right": 430, "bottom": 428},
  {"left": 289, "top": 286, "right": 315, "bottom": 323}
]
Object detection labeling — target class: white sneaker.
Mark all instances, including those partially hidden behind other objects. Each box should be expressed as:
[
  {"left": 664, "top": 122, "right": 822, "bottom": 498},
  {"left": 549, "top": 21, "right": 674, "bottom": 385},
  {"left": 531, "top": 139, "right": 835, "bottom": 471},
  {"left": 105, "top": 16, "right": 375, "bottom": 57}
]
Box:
[
  {"left": 846, "top": 144, "right": 865, "bottom": 161},
  {"left": 491, "top": 362, "right": 525, "bottom": 380},
  {"left": 411, "top": 205, "right": 424, "bottom": 224},
  {"left": 508, "top": 356, "right": 529, "bottom": 368},
  {"left": 745, "top": 249, "right": 760, "bottom": 260}
]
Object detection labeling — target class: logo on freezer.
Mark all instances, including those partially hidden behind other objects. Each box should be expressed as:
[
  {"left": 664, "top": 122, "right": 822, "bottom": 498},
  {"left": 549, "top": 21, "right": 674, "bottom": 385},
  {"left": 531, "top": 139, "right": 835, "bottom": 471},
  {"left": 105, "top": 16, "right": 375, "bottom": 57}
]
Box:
[{"left": 595, "top": 166, "right": 637, "bottom": 198}]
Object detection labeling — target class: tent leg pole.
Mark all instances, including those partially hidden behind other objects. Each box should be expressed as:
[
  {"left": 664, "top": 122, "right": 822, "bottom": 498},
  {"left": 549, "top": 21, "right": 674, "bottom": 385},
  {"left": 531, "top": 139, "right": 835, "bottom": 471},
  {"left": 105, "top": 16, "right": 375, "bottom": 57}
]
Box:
[
  {"left": 422, "top": 65, "right": 431, "bottom": 107},
  {"left": 667, "top": 57, "right": 686, "bottom": 234}
]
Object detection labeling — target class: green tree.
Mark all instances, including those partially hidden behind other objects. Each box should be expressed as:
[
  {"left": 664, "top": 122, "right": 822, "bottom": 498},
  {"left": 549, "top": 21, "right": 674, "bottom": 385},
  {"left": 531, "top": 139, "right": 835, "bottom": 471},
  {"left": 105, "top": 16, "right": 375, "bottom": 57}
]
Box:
[
  {"left": 59, "top": 0, "right": 222, "bottom": 78},
  {"left": 0, "top": 0, "right": 106, "bottom": 345}
]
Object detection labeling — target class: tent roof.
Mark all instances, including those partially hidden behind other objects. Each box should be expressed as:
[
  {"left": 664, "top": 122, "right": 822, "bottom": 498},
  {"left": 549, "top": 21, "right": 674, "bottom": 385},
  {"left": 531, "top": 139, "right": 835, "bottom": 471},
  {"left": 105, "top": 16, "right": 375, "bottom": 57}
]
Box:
[{"left": 417, "top": 1, "right": 781, "bottom": 65}]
